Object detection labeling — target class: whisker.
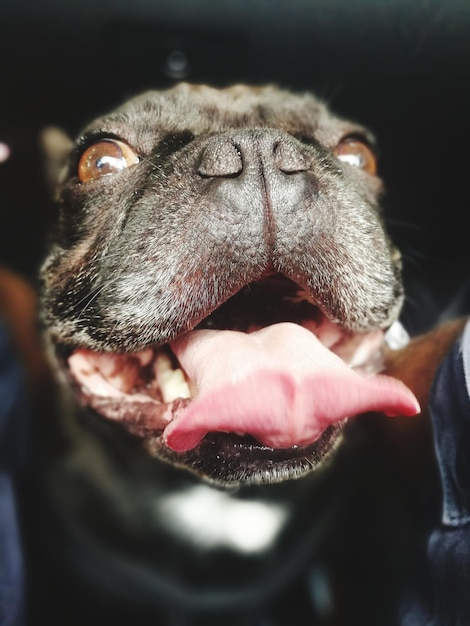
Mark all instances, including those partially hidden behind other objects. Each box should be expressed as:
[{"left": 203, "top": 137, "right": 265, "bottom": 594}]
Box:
[{"left": 75, "top": 275, "right": 123, "bottom": 323}]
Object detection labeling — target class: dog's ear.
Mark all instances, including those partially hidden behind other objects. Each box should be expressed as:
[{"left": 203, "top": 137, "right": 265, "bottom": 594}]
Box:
[{"left": 39, "top": 127, "right": 73, "bottom": 195}]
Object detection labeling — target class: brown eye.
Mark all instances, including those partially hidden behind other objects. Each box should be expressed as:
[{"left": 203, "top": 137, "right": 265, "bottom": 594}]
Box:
[
  {"left": 78, "top": 139, "right": 139, "bottom": 182},
  {"left": 334, "top": 138, "right": 377, "bottom": 176}
]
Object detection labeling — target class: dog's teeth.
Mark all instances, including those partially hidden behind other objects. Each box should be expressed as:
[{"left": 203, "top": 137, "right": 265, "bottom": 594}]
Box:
[
  {"left": 153, "top": 350, "right": 191, "bottom": 402},
  {"left": 153, "top": 351, "right": 173, "bottom": 376},
  {"left": 384, "top": 321, "right": 409, "bottom": 350},
  {"left": 161, "top": 369, "right": 191, "bottom": 403}
]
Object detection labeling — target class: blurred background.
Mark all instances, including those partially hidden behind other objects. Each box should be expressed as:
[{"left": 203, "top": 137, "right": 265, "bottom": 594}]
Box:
[{"left": 1, "top": 0, "right": 469, "bottom": 334}]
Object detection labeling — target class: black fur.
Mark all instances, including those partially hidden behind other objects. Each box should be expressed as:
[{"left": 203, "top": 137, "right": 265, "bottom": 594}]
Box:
[{"left": 24, "top": 84, "right": 413, "bottom": 625}]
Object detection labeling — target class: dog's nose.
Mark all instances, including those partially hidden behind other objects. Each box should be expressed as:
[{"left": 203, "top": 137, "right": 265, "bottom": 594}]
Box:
[
  {"left": 197, "top": 138, "right": 243, "bottom": 177},
  {"left": 197, "top": 131, "right": 310, "bottom": 178}
]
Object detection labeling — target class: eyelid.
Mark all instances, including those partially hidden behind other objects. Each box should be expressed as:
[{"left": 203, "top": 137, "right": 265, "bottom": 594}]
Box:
[{"left": 339, "top": 132, "right": 377, "bottom": 152}]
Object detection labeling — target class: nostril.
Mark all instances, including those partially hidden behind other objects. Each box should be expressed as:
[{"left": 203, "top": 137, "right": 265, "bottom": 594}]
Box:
[
  {"left": 197, "top": 140, "right": 243, "bottom": 178},
  {"left": 274, "top": 139, "right": 310, "bottom": 174}
]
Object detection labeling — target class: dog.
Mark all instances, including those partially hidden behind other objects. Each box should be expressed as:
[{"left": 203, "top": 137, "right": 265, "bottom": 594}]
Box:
[{"left": 25, "top": 83, "right": 429, "bottom": 625}]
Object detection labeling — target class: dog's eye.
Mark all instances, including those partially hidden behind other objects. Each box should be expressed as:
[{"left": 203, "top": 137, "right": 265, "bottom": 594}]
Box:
[
  {"left": 78, "top": 139, "right": 139, "bottom": 182},
  {"left": 334, "top": 138, "right": 377, "bottom": 175}
]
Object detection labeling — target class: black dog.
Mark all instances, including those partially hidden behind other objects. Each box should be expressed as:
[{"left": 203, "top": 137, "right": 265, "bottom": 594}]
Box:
[{"left": 27, "top": 84, "right": 420, "bottom": 625}]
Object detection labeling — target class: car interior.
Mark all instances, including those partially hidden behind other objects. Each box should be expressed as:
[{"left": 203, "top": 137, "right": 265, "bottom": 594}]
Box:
[{"left": 1, "top": 2, "right": 470, "bottom": 624}]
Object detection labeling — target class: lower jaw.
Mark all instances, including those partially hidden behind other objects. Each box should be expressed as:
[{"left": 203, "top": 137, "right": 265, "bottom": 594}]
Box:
[
  {"left": 142, "top": 424, "right": 345, "bottom": 485},
  {"left": 70, "top": 377, "right": 346, "bottom": 485}
]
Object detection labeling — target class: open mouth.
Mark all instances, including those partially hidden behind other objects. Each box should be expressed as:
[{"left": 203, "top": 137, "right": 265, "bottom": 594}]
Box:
[{"left": 64, "top": 275, "right": 419, "bottom": 483}]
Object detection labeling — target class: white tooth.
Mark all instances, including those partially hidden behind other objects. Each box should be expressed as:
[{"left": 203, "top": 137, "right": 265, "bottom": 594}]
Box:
[
  {"left": 153, "top": 350, "right": 192, "bottom": 403},
  {"left": 161, "top": 369, "right": 191, "bottom": 403},
  {"left": 153, "top": 352, "right": 173, "bottom": 379},
  {"left": 385, "top": 321, "right": 410, "bottom": 350}
]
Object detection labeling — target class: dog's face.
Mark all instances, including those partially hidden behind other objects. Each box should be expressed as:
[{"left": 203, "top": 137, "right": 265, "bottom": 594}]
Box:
[{"left": 40, "top": 83, "right": 417, "bottom": 485}]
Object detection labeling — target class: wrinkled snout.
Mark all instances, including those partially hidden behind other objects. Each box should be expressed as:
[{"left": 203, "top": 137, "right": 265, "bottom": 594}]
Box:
[{"left": 197, "top": 130, "right": 312, "bottom": 178}]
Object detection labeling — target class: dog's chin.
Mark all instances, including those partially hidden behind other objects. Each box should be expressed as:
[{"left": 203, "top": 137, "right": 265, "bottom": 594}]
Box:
[
  {"left": 149, "top": 426, "right": 345, "bottom": 485},
  {"left": 54, "top": 274, "right": 413, "bottom": 485}
]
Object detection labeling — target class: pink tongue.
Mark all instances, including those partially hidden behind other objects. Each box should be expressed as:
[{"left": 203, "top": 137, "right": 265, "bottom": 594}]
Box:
[{"left": 163, "top": 323, "right": 419, "bottom": 451}]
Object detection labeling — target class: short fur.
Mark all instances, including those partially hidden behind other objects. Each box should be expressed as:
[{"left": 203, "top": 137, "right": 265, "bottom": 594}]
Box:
[{"left": 25, "top": 83, "right": 418, "bottom": 626}]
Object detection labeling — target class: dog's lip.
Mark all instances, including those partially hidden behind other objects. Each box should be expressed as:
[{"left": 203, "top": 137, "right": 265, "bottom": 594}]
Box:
[
  {"left": 158, "top": 426, "right": 346, "bottom": 485},
  {"left": 65, "top": 313, "right": 419, "bottom": 456}
]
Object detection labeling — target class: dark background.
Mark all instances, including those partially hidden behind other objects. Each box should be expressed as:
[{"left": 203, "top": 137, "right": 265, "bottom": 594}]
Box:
[{"left": 1, "top": 0, "right": 469, "bottom": 334}]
